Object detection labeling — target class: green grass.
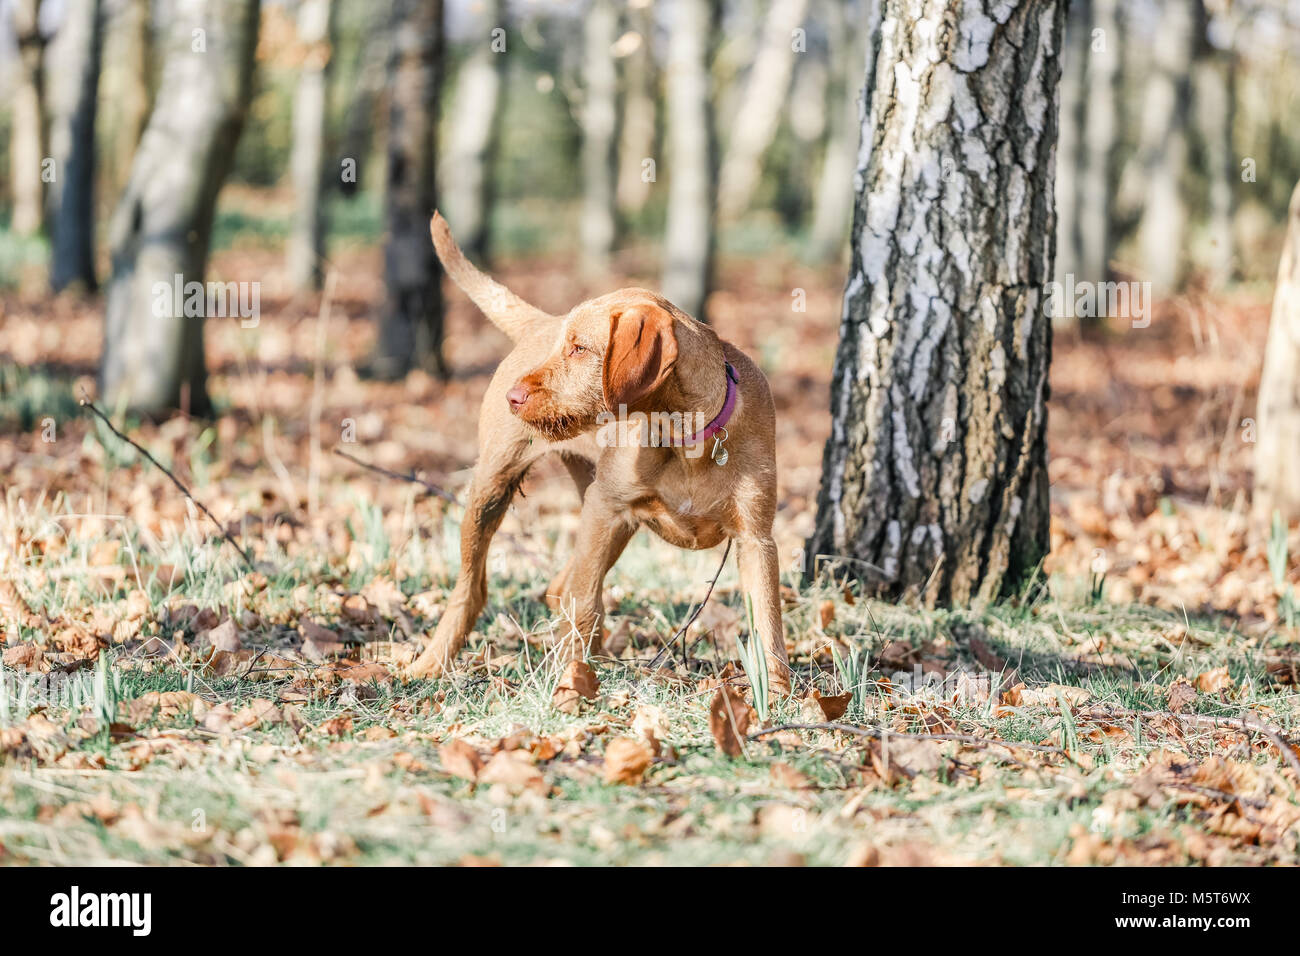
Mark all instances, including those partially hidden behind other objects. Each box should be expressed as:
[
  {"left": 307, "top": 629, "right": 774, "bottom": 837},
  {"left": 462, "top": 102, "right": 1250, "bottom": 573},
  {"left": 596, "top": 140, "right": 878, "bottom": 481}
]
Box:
[{"left": 3, "top": 485, "right": 1299, "bottom": 866}]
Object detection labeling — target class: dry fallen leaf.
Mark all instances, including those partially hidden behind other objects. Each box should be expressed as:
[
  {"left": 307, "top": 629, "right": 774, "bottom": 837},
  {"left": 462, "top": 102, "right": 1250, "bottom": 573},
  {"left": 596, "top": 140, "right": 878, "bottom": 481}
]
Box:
[
  {"left": 439, "top": 739, "right": 484, "bottom": 782},
  {"left": 202, "top": 617, "right": 241, "bottom": 652},
  {"left": 317, "top": 714, "right": 354, "bottom": 737},
  {"left": 818, "top": 600, "right": 835, "bottom": 629},
  {"left": 709, "top": 686, "right": 753, "bottom": 757},
  {"left": 478, "top": 751, "right": 545, "bottom": 791},
  {"left": 552, "top": 659, "right": 600, "bottom": 713},
  {"left": 870, "top": 736, "right": 945, "bottom": 781},
  {"left": 341, "top": 594, "right": 378, "bottom": 625},
  {"left": 770, "top": 761, "right": 813, "bottom": 789},
  {"left": 231, "top": 698, "right": 281, "bottom": 731},
  {"left": 1167, "top": 676, "right": 1197, "bottom": 713},
  {"left": 125, "top": 691, "right": 199, "bottom": 725},
  {"left": 632, "top": 704, "right": 669, "bottom": 755},
  {"left": 201, "top": 702, "right": 236, "bottom": 734},
  {"left": 802, "top": 687, "right": 852, "bottom": 722},
  {"left": 1195, "top": 666, "right": 1234, "bottom": 694},
  {"left": 2, "top": 643, "right": 45, "bottom": 673},
  {"left": 968, "top": 634, "right": 1010, "bottom": 673},
  {"left": 603, "top": 737, "right": 653, "bottom": 784}
]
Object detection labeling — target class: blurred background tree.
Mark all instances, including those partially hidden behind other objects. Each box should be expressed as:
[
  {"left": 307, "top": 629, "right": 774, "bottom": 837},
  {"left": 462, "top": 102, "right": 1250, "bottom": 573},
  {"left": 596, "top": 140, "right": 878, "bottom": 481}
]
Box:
[{"left": 99, "top": 0, "right": 261, "bottom": 417}]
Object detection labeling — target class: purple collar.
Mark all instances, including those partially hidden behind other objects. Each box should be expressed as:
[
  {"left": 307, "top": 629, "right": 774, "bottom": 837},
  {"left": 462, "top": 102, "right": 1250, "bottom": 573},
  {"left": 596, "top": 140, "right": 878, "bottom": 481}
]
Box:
[{"left": 672, "top": 363, "right": 739, "bottom": 446}]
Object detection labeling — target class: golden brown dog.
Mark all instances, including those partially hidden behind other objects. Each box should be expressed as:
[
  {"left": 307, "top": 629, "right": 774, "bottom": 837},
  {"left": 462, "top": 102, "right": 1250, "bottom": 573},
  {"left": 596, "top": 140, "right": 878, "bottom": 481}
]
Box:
[{"left": 408, "top": 213, "right": 792, "bottom": 697}]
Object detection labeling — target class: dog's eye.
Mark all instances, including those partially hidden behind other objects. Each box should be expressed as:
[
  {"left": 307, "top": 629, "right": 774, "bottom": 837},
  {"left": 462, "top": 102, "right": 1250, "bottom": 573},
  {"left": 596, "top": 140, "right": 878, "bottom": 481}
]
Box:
[{"left": 568, "top": 343, "right": 587, "bottom": 357}]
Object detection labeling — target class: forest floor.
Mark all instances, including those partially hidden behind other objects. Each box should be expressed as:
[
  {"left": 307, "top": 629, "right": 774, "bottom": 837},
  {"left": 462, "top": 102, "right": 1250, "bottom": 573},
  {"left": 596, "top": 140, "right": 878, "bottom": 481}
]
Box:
[{"left": 0, "top": 240, "right": 1298, "bottom": 865}]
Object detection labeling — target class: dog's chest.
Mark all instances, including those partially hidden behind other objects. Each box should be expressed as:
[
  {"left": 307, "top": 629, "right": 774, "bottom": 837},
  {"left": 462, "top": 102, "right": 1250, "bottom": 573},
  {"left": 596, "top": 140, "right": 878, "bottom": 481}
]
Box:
[{"left": 631, "top": 483, "right": 728, "bottom": 550}]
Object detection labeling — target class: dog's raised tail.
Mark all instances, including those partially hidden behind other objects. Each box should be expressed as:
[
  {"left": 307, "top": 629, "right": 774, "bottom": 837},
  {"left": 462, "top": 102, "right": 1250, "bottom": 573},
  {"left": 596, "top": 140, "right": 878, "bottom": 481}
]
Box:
[{"left": 430, "top": 212, "right": 552, "bottom": 342}]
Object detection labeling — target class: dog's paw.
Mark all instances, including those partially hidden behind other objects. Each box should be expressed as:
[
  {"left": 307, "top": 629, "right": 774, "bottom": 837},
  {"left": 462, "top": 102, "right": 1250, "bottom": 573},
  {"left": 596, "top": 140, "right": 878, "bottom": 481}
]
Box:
[{"left": 406, "top": 652, "right": 446, "bottom": 681}]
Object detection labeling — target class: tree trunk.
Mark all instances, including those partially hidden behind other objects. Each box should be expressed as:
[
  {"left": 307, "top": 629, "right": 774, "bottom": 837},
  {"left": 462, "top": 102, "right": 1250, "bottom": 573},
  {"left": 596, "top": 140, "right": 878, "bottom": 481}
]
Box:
[
  {"left": 579, "top": 0, "right": 618, "bottom": 278},
  {"left": 106, "top": 0, "right": 152, "bottom": 200},
  {"left": 784, "top": 40, "right": 827, "bottom": 214},
  {"left": 1193, "top": 45, "right": 1235, "bottom": 289},
  {"left": 1255, "top": 181, "right": 1300, "bottom": 523},
  {"left": 715, "top": 0, "right": 809, "bottom": 221},
  {"left": 1076, "top": 0, "right": 1119, "bottom": 288},
  {"left": 1128, "top": 0, "right": 1201, "bottom": 293},
  {"left": 1053, "top": 0, "right": 1087, "bottom": 292},
  {"left": 373, "top": 0, "right": 445, "bottom": 379},
  {"left": 806, "top": 0, "right": 1063, "bottom": 606},
  {"left": 47, "top": 0, "right": 104, "bottom": 293},
  {"left": 440, "top": 0, "right": 506, "bottom": 264},
  {"left": 615, "top": 0, "right": 657, "bottom": 217},
  {"left": 806, "top": 0, "right": 875, "bottom": 265},
  {"left": 287, "top": 0, "right": 335, "bottom": 291},
  {"left": 334, "top": 9, "right": 389, "bottom": 199},
  {"left": 99, "top": 0, "right": 261, "bottom": 418},
  {"left": 9, "top": 0, "right": 47, "bottom": 237},
  {"left": 661, "top": 0, "right": 717, "bottom": 321}
]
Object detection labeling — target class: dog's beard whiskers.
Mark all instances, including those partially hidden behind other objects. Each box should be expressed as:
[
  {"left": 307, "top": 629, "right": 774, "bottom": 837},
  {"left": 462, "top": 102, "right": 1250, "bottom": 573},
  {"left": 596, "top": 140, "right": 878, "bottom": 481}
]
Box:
[{"left": 525, "top": 412, "right": 587, "bottom": 442}]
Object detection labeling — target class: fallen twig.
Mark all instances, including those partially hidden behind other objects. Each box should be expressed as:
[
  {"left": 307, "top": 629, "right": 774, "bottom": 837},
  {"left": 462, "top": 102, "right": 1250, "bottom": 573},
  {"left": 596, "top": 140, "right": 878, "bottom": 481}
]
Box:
[
  {"left": 333, "top": 447, "right": 457, "bottom": 502},
  {"left": 80, "top": 393, "right": 256, "bottom": 572},
  {"left": 748, "top": 721, "right": 1072, "bottom": 757},
  {"left": 648, "top": 538, "right": 732, "bottom": 671},
  {"left": 1098, "top": 708, "right": 1300, "bottom": 781}
]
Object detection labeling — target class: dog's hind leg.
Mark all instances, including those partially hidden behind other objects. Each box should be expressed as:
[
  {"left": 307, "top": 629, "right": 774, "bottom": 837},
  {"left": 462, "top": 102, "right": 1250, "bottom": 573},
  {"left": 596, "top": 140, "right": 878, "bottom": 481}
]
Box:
[{"left": 409, "top": 443, "right": 534, "bottom": 679}]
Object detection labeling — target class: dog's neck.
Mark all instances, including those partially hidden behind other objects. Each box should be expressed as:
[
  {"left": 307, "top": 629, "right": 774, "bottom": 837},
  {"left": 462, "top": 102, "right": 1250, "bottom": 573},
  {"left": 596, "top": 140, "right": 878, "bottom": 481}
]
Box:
[{"left": 660, "top": 359, "right": 735, "bottom": 455}]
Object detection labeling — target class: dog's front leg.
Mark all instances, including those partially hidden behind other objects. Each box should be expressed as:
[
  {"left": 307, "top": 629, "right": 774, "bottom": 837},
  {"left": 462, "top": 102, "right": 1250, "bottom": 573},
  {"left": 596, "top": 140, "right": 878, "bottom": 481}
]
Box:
[
  {"left": 409, "top": 469, "right": 523, "bottom": 679},
  {"left": 735, "top": 534, "right": 794, "bottom": 700},
  {"left": 550, "top": 489, "right": 637, "bottom": 663}
]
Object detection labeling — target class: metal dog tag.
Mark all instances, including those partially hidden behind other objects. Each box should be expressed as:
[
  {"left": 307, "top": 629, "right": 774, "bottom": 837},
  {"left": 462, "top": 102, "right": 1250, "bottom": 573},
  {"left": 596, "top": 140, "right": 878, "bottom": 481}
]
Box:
[{"left": 711, "top": 428, "right": 729, "bottom": 467}]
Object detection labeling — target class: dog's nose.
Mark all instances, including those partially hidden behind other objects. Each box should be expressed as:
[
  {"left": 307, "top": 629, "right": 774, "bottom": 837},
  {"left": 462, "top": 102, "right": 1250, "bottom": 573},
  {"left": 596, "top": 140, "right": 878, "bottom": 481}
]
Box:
[{"left": 506, "top": 384, "right": 530, "bottom": 411}]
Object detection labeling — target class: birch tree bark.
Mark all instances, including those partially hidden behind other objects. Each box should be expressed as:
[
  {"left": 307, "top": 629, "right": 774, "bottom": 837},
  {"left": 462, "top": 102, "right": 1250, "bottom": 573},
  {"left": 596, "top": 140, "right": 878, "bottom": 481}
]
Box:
[
  {"left": 99, "top": 0, "right": 261, "bottom": 417},
  {"left": 580, "top": 0, "right": 618, "bottom": 278},
  {"left": 47, "top": 0, "right": 103, "bottom": 292},
  {"left": 806, "top": 0, "right": 1063, "bottom": 606},
  {"left": 1255, "top": 180, "right": 1300, "bottom": 523},
  {"left": 373, "top": 0, "right": 445, "bottom": 378},
  {"left": 441, "top": 0, "right": 506, "bottom": 263},
  {"left": 286, "top": 0, "right": 335, "bottom": 291},
  {"left": 661, "top": 0, "right": 717, "bottom": 321},
  {"left": 715, "top": 0, "right": 809, "bottom": 221},
  {"left": 615, "top": 0, "right": 657, "bottom": 217},
  {"left": 9, "top": 0, "right": 47, "bottom": 237}
]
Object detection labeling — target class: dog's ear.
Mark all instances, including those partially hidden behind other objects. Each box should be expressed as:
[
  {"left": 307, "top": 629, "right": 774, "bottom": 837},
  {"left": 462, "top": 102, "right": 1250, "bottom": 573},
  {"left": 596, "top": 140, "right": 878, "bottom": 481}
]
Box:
[{"left": 603, "top": 304, "right": 679, "bottom": 411}]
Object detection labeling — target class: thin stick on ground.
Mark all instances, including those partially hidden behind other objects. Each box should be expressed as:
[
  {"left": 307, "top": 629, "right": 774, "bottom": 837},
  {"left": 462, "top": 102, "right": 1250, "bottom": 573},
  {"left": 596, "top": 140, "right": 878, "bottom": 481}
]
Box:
[
  {"left": 648, "top": 538, "right": 732, "bottom": 671},
  {"left": 1100, "top": 708, "right": 1300, "bottom": 780},
  {"left": 333, "top": 447, "right": 457, "bottom": 502},
  {"left": 79, "top": 393, "right": 257, "bottom": 572},
  {"left": 748, "top": 722, "right": 1073, "bottom": 757}
]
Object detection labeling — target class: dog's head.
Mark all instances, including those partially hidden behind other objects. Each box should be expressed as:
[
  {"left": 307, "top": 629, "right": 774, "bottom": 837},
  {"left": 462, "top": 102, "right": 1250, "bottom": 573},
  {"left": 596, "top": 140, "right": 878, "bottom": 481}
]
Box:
[{"left": 507, "top": 289, "right": 705, "bottom": 442}]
